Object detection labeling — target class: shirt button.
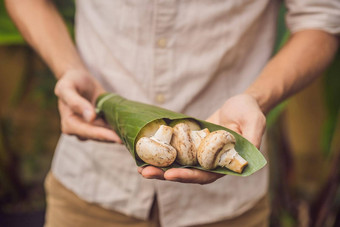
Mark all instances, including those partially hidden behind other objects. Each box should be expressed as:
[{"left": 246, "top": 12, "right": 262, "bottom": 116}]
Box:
[
  {"left": 157, "top": 38, "right": 167, "bottom": 48},
  {"left": 155, "top": 93, "right": 165, "bottom": 104}
]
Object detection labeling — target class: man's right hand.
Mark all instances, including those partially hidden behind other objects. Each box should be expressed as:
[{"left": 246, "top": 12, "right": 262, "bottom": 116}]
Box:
[
  {"left": 54, "top": 69, "right": 122, "bottom": 143},
  {"left": 5, "top": 1, "right": 122, "bottom": 143}
]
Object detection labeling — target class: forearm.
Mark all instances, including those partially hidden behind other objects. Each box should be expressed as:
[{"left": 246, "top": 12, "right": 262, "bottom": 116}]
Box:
[
  {"left": 5, "top": 0, "right": 86, "bottom": 78},
  {"left": 246, "top": 30, "right": 339, "bottom": 114}
]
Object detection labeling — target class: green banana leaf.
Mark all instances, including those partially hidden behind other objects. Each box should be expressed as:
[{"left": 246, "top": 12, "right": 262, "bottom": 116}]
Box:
[{"left": 96, "top": 93, "right": 267, "bottom": 176}]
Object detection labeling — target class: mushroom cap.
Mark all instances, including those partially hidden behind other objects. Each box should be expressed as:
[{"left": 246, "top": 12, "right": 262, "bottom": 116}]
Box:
[
  {"left": 136, "top": 137, "right": 177, "bottom": 167},
  {"left": 169, "top": 119, "right": 201, "bottom": 131},
  {"left": 171, "top": 122, "right": 199, "bottom": 165},
  {"left": 197, "top": 130, "right": 236, "bottom": 170}
]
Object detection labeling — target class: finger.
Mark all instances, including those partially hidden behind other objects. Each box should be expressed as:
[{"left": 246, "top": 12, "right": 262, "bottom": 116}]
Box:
[
  {"left": 68, "top": 116, "right": 122, "bottom": 142},
  {"left": 164, "top": 168, "right": 223, "bottom": 184},
  {"left": 55, "top": 82, "right": 96, "bottom": 122},
  {"left": 137, "top": 167, "right": 144, "bottom": 174},
  {"left": 92, "top": 118, "right": 110, "bottom": 128},
  {"left": 140, "top": 166, "right": 165, "bottom": 180},
  {"left": 60, "top": 102, "right": 122, "bottom": 143},
  {"left": 241, "top": 115, "right": 266, "bottom": 149}
]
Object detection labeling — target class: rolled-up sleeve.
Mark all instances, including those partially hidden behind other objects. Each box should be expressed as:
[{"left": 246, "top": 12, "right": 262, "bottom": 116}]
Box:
[{"left": 285, "top": 0, "right": 340, "bottom": 35}]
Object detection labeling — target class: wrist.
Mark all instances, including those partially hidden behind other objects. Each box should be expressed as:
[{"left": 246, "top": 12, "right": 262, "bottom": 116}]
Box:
[
  {"left": 57, "top": 66, "right": 89, "bottom": 79},
  {"left": 243, "top": 89, "right": 270, "bottom": 114},
  {"left": 55, "top": 68, "right": 106, "bottom": 103}
]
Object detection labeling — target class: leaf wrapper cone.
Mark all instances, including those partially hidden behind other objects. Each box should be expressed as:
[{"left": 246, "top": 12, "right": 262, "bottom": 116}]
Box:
[{"left": 96, "top": 93, "right": 267, "bottom": 176}]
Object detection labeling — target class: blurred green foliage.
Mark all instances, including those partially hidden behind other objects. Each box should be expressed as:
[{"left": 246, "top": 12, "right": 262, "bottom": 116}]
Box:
[
  {"left": 0, "top": 0, "right": 75, "bottom": 45},
  {"left": 0, "top": 1, "right": 24, "bottom": 45},
  {"left": 322, "top": 52, "right": 340, "bottom": 156},
  {"left": 0, "top": 0, "right": 75, "bottom": 213}
]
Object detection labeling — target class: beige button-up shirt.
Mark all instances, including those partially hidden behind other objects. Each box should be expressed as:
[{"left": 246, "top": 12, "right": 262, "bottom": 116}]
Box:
[{"left": 52, "top": 1, "right": 340, "bottom": 226}]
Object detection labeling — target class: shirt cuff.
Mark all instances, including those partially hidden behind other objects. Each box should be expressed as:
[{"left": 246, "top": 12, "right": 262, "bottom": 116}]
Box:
[{"left": 285, "top": 1, "right": 340, "bottom": 35}]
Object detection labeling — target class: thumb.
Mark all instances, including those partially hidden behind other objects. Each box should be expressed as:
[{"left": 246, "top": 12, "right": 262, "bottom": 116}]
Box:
[{"left": 55, "top": 84, "right": 96, "bottom": 122}]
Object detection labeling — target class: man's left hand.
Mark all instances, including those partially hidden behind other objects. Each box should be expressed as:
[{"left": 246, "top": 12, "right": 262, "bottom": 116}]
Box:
[{"left": 138, "top": 93, "right": 266, "bottom": 184}]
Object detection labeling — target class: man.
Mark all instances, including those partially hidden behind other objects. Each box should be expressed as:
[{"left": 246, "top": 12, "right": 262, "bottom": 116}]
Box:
[{"left": 6, "top": 0, "right": 339, "bottom": 226}]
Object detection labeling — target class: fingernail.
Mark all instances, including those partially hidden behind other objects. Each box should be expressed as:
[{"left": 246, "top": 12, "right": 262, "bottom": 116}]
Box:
[
  {"left": 137, "top": 167, "right": 144, "bottom": 174},
  {"left": 83, "top": 109, "right": 93, "bottom": 122},
  {"left": 110, "top": 133, "right": 123, "bottom": 144}
]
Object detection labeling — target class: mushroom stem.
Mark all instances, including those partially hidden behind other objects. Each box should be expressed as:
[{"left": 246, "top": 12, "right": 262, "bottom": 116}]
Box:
[
  {"left": 197, "top": 130, "right": 248, "bottom": 173},
  {"left": 218, "top": 147, "right": 248, "bottom": 173},
  {"left": 190, "top": 129, "right": 210, "bottom": 150},
  {"left": 152, "top": 125, "right": 173, "bottom": 144}
]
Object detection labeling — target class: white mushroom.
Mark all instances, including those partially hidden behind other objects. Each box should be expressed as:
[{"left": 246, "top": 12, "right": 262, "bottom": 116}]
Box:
[
  {"left": 197, "top": 130, "right": 248, "bottom": 173},
  {"left": 170, "top": 120, "right": 210, "bottom": 165},
  {"left": 136, "top": 124, "right": 177, "bottom": 167}
]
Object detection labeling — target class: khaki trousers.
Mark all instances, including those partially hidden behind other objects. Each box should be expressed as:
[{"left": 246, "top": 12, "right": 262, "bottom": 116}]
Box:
[{"left": 44, "top": 172, "right": 269, "bottom": 227}]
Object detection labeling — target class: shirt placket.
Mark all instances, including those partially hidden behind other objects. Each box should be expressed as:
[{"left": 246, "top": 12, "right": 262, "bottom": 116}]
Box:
[
  {"left": 153, "top": 0, "right": 176, "bottom": 105},
  {"left": 153, "top": 1, "right": 180, "bottom": 226}
]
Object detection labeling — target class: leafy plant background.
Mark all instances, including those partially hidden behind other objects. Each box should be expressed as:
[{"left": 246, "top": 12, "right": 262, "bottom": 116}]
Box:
[
  {"left": 0, "top": 1, "right": 339, "bottom": 227},
  {"left": 0, "top": 0, "right": 74, "bottom": 217}
]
